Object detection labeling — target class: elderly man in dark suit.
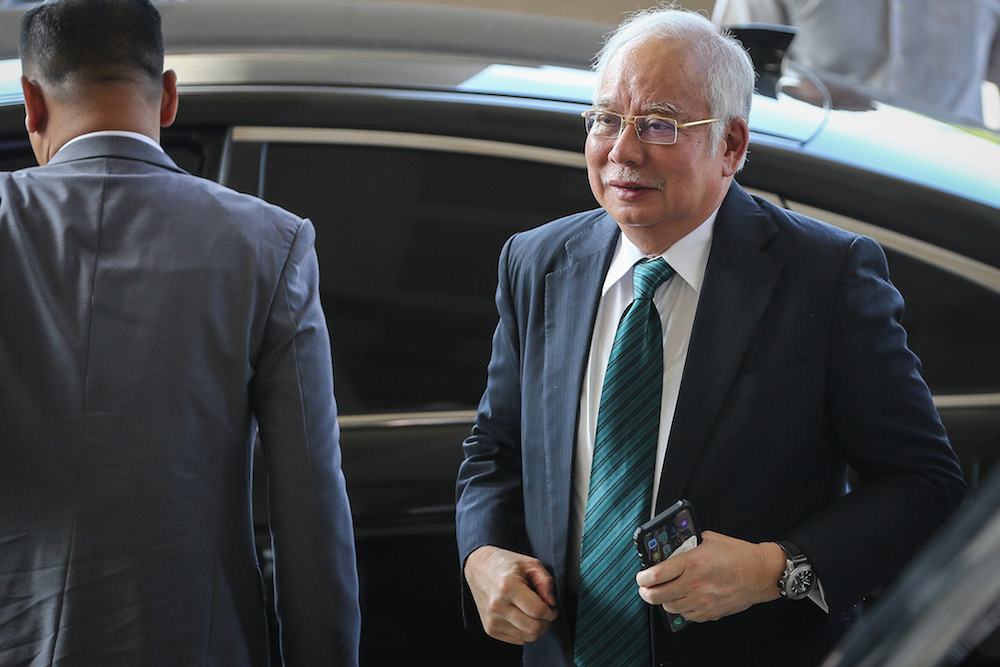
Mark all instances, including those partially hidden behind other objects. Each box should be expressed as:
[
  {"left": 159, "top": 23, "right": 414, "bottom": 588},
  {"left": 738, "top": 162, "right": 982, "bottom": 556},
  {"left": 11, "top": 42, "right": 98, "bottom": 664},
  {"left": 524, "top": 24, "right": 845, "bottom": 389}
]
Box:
[
  {"left": 0, "top": 1, "right": 359, "bottom": 664},
  {"left": 456, "top": 5, "right": 966, "bottom": 666}
]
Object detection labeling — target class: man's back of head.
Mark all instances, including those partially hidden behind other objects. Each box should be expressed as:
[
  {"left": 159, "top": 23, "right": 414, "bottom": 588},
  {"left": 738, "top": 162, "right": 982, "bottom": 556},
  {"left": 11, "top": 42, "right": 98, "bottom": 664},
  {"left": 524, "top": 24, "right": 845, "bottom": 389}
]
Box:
[
  {"left": 17, "top": 0, "right": 176, "bottom": 164},
  {"left": 19, "top": 0, "right": 163, "bottom": 101}
]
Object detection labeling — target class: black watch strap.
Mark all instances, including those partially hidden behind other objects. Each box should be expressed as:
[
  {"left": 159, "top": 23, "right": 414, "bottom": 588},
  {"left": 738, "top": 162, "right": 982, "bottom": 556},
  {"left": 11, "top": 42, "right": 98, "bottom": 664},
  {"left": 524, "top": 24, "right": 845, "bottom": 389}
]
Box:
[
  {"left": 777, "top": 540, "right": 815, "bottom": 600},
  {"left": 777, "top": 540, "right": 804, "bottom": 561}
]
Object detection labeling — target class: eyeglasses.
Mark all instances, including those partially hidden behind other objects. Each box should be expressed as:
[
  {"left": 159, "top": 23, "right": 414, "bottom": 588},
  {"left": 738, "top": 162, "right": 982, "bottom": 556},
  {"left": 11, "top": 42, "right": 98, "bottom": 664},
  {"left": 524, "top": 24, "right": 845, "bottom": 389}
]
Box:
[{"left": 581, "top": 109, "right": 721, "bottom": 145}]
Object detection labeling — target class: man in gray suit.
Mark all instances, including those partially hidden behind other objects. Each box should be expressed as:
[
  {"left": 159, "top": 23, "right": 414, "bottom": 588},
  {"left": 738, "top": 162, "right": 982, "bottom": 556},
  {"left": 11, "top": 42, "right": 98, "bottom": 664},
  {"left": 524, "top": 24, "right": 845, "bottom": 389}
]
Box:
[
  {"left": 456, "top": 6, "right": 966, "bottom": 666},
  {"left": 0, "top": 1, "right": 360, "bottom": 664}
]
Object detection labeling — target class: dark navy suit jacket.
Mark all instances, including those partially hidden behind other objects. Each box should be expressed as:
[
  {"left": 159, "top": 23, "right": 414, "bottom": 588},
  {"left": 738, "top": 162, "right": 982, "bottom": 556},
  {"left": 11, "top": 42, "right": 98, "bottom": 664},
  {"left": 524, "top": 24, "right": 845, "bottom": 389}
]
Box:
[
  {"left": 0, "top": 136, "right": 360, "bottom": 666},
  {"left": 456, "top": 182, "right": 966, "bottom": 666}
]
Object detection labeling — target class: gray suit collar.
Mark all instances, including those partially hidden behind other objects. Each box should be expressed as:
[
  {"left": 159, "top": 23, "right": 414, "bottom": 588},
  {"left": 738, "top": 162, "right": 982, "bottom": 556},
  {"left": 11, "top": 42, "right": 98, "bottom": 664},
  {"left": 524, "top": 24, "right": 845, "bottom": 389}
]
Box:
[{"left": 47, "top": 134, "right": 185, "bottom": 174}]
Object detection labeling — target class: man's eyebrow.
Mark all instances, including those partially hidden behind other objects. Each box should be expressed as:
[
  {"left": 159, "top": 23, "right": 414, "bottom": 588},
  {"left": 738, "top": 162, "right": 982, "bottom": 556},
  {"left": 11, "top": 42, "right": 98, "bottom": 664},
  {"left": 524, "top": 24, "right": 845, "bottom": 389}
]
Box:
[
  {"left": 649, "top": 102, "right": 681, "bottom": 116},
  {"left": 590, "top": 99, "right": 682, "bottom": 116}
]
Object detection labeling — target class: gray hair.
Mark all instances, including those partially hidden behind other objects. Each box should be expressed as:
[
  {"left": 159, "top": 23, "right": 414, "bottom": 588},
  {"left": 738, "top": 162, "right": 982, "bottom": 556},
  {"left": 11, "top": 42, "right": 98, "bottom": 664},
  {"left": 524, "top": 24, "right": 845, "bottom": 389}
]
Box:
[{"left": 594, "top": 4, "right": 755, "bottom": 163}]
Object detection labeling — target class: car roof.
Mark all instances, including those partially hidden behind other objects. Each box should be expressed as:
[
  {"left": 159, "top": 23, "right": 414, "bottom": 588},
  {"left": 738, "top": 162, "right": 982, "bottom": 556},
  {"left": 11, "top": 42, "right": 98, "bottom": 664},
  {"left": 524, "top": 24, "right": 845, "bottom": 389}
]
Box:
[{"left": 1, "top": 2, "right": 609, "bottom": 67}]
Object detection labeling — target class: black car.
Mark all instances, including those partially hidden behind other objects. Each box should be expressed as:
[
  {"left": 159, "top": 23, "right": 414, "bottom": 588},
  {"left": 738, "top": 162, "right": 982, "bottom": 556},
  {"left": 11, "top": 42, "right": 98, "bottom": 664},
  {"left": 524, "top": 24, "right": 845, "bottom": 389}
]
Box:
[
  {"left": 824, "top": 461, "right": 1000, "bottom": 667},
  {"left": 1, "top": 3, "right": 998, "bottom": 665}
]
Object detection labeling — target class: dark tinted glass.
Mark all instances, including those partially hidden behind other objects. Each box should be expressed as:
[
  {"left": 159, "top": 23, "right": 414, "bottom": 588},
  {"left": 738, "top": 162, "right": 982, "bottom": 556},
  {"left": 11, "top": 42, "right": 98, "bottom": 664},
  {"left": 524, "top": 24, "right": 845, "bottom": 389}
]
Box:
[
  {"left": 254, "top": 142, "right": 596, "bottom": 414},
  {"left": 0, "top": 137, "right": 36, "bottom": 170},
  {"left": 886, "top": 249, "right": 1000, "bottom": 394},
  {"left": 163, "top": 133, "right": 213, "bottom": 177}
]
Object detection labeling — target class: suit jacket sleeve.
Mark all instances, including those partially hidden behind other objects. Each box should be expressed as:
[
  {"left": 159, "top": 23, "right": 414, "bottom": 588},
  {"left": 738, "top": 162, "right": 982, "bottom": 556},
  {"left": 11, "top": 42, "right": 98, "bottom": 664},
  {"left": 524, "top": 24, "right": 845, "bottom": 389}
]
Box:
[
  {"left": 788, "top": 235, "right": 966, "bottom": 616},
  {"left": 456, "top": 234, "right": 532, "bottom": 566},
  {"left": 248, "top": 219, "right": 361, "bottom": 665}
]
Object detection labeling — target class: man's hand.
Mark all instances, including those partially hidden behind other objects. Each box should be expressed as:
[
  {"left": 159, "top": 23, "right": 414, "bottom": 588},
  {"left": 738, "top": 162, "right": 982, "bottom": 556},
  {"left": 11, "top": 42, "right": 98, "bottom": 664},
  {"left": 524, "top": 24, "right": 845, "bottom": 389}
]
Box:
[
  {"left": 635, "top": 531, "right": 785, "bottom": 622},
  {"left": 464, "top": 545, "right": 560, "bottom": 645}
]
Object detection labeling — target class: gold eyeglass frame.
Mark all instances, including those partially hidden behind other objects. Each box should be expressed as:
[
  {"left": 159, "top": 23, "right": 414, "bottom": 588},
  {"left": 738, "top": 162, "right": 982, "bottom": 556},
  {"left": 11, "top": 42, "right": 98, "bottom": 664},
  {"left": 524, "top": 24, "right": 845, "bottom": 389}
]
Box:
[{"left": 581, "top": 109, "right": 721, "bottom": 145}]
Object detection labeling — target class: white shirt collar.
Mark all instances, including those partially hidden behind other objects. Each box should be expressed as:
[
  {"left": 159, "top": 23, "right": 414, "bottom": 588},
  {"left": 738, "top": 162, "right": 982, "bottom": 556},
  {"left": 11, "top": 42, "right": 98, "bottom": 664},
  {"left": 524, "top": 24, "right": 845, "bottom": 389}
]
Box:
[
  {"left": 601, "top": 207, "right": 719, "bottom": 296},
  {"left": 56, "top": 130, "right": 165, "bottom": 156}
]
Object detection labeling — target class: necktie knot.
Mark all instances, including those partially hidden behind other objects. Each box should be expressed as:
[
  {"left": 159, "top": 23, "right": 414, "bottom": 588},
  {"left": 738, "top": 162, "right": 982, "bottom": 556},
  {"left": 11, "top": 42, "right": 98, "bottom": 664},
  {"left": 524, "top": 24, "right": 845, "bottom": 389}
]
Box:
[{"left": 633, "top": 257, "right": 674, "bottom": 301}]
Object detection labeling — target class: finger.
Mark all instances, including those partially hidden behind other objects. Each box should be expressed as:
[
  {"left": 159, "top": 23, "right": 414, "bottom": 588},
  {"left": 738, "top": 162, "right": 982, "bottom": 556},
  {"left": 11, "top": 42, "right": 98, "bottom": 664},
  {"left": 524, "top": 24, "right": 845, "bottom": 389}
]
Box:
[
  {"left": 483, "top": 601, "right": 553, "bottom": 643},
  {"left": 524, "top": 566, "right": 560, "bottom": 619},
  {"left": 465, "top": 547, "right": 558, "bottom": 642},
  {"left": 506, "top": 613, "right": 554, "bottom": 641},
  {"left": 479, "top": 609, "right": 530, "bottom": 645},
  {"left": 485, "top": 616, "right": 552, "bottom": 645},
  {"left": 639, "top": 580, "right": 685, "bottom": 607},
  {"left": 507, "top": 584, "right": 559, "bottom": 627},
  {"left": 636, "top": 557, "right": 684, "bottom": 588},
  {"left": 473, "top": 575, "right": 554, "bottom": 640},
  {"left": 658, "top": 597, "right": 689, "bottom": 615}
]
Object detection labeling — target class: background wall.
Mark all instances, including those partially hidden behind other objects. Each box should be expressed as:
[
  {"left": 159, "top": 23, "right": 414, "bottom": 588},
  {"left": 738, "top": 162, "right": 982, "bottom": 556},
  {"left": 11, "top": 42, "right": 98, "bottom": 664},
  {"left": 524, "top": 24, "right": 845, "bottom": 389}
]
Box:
[
  {"left": 0, "top": 0, "right": 718, "bottom": 60},
  {"left": 140, "top": 0, "right": 718, "bottom": 27},
  {"left": 376, "top": 0, "right": 717, "bottom": 25}
]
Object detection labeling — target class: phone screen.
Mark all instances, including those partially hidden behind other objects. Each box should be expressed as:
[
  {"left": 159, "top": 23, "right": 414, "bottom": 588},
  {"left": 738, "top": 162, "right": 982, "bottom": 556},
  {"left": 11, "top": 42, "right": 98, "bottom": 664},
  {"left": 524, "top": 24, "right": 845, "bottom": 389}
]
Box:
[{"left": 633, "top": 499, "right": 701, "bottom": 632}]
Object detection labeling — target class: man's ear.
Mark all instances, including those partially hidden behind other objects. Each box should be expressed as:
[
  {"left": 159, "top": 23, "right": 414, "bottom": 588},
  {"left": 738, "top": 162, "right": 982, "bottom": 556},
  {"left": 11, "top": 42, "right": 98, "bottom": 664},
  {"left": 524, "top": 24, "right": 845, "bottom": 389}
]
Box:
[
  {"left": 21, "top": 76, "right": 46, "bottom": 134},
  {"left": 160, "top": 70, "right": 178, "bottom": 128},
  {"left": 720, "top": 117, "right": 750, "bottom": 177}
]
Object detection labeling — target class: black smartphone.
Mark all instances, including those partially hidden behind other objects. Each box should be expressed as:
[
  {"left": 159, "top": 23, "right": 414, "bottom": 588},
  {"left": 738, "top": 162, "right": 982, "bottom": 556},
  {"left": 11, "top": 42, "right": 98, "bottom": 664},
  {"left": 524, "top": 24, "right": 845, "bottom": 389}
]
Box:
[{"left": 633, "top": 499, "right": 701, "bottom": 632}]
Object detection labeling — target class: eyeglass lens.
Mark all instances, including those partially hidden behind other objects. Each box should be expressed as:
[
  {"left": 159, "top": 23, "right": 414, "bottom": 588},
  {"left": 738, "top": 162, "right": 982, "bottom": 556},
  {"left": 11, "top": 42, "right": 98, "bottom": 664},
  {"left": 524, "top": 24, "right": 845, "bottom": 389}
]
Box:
[{"left": 584, "top": 111, "right": 678, "bottom": 145}]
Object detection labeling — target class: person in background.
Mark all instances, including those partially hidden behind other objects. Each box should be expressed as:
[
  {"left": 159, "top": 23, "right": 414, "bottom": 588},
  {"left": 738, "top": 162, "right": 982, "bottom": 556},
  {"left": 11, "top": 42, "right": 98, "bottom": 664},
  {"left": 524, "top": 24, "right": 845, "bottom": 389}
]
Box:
[
  {"left": 0, "top": 0, "right": 360, "bottom": 664},
  {"left": 456, "top": 5, "right": 966, "bottom": 666},
  {"left": 713, "top": 0, "right": 1000, "bottom": 124}
]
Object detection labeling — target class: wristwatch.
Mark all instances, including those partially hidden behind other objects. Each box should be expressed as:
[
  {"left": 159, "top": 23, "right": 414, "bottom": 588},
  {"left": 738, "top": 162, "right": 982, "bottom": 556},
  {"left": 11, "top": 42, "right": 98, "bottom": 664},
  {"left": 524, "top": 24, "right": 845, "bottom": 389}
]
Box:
[{"left": 777, "top": 540, "right": 816, "bottom": 601}]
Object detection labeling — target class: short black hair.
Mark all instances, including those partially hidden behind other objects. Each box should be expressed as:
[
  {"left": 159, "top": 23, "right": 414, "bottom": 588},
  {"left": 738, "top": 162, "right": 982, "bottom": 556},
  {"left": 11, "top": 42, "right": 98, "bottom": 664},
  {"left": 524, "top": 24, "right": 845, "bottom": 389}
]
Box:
[{"left": 19, "top": 0, "right": 163, "bottom": 86}]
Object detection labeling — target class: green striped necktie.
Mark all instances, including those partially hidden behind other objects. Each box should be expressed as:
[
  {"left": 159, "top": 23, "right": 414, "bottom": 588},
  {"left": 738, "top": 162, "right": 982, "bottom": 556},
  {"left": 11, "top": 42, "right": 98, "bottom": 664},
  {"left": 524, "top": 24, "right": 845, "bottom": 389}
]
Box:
[{"left": 574, "top": 257, "right": 674, "bottom": 667}]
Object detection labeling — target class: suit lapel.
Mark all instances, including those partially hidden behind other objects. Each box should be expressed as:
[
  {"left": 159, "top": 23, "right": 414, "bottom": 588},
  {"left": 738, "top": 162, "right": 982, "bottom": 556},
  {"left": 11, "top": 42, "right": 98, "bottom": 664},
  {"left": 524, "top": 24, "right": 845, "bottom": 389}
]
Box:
[
  {"left": 656, "top": 184, "right": 782, "bottom": 508},
  {"left": 542, "top": 212, "right": 618, "bottom": 587}
]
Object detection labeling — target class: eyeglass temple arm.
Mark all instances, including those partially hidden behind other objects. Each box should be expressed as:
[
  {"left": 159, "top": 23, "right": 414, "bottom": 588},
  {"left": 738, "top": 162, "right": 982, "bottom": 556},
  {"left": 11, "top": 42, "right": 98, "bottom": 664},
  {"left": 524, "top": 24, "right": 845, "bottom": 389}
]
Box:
[{"left": 676, "top": 118, "right": 721, "bottom": 128}]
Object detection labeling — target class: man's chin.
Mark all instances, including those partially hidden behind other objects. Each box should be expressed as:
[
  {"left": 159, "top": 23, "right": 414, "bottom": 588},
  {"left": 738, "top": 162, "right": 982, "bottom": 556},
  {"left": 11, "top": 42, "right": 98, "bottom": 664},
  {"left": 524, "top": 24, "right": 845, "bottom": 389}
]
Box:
[{"left": 609, "top": 212, "right": 661, "bottom": 229}]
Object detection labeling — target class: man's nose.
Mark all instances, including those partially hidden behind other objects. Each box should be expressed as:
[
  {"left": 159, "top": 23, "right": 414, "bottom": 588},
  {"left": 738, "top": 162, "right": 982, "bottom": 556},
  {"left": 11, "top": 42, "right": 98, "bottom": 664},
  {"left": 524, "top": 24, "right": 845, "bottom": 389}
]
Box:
[{"left": 609, "top": 119, "right": 646, "bottom": 165}]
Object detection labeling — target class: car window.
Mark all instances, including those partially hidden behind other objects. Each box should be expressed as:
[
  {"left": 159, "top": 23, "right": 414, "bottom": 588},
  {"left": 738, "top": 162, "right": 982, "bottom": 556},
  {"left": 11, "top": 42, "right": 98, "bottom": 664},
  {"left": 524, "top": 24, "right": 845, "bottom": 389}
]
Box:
[
  {"left": 881, "top": 249, "right": 1000, "bottom": 394},
  {"left": 226, "top": 136, "right": 597, "bottom": 415},
  {"left": 0, "top": 137, "right": 35, "bottom": 171},
  {"left": 163, "top": 131, "right": 216, "bottom": 178}
]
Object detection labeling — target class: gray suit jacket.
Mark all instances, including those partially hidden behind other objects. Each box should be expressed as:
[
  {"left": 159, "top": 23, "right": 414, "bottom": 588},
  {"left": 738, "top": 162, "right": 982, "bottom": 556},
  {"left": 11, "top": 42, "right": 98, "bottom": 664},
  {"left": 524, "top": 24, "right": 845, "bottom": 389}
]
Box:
[
  {"left": 0, "top": 136, "right": 360, "bottom": 666},
  {"left": 456, "top": 182, "right": 966, "bottom": 666}
]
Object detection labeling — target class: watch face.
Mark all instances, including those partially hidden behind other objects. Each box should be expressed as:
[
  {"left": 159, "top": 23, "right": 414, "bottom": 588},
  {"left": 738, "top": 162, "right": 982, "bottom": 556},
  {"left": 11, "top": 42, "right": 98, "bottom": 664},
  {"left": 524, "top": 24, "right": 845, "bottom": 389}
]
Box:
[{"left": 789, "top": 567, "right": 816, "bottom": 599}]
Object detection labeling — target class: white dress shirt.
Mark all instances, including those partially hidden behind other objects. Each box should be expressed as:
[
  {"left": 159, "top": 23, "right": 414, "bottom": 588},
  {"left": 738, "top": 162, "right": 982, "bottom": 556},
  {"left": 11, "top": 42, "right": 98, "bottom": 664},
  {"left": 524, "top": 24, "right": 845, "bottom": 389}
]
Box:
[
  {"left": 568, "top": 210, "right": 716, "bottom": 588},
  {"left": 56, "top": 130, "right": 164, "bottom": 157}
]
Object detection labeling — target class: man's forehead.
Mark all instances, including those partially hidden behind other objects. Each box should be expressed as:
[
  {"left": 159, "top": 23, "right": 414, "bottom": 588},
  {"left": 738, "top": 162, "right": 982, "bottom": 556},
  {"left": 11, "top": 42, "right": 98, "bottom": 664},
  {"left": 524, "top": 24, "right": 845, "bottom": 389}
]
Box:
[{"left": 594, "top": 38, "right": 702, "bottom": 117}]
